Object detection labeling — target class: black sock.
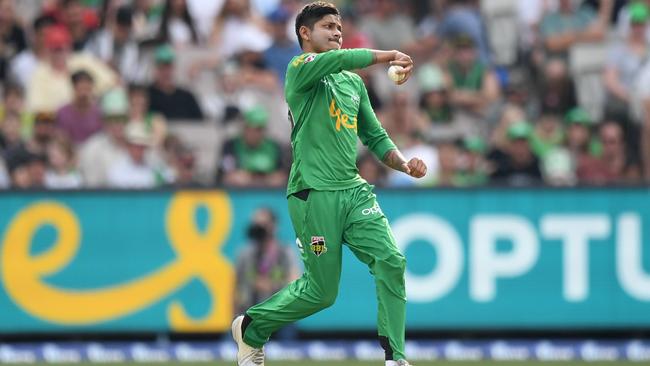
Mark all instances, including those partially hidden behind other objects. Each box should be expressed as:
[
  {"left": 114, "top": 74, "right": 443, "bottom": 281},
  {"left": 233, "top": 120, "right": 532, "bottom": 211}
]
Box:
[
  {"left": 379, "top": 336, "right": 394, "bottom": 360},
  {"left": 242, "top": 314, "right": 253, "bottom": 336}
]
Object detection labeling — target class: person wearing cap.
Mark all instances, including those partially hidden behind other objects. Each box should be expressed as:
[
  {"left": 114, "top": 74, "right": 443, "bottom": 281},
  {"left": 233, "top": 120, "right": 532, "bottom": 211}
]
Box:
[
  {"left": 147, "top": 44, "right": 203, "bottom": 120},
  {"left": 436, "top": 0, "right": 490, "bottom": 64},
  {"left": 263, "top": 7, "right": 302, "bottom": 85},
  {"left": 218, "top": 105, "right": 287, "bottom": 187},
  {"left": 604, "top": 1, "right": 649, "bottom": 124},
  {"left": 85, "top": 5, "right": 143, "bottom": 83},
  {"left": 26, "top": 24, "right": 118, "bottom": 113},
  {"left": 107, "top": 121, "right": 163, "bottom": 189},
  {"left": 447, "top": 33, "right": 500, "bottom": 115},
  {"left": 488, "top": 121, "right": 543, "bottom": 186},
  {"left": 455, "top": 135, "right": 489, "bottom": 186},
  {"left": 563, "top": 106, "right": 602, "bottom": 158},
  {"left": 78, "top": 88, "right": 130, "bottom": 187},
  {"left": 55, "top": 69, "right": 102, "bottom": 144},
  {"left": 617, "top": 0, "right": 650, "bottom": 41}
]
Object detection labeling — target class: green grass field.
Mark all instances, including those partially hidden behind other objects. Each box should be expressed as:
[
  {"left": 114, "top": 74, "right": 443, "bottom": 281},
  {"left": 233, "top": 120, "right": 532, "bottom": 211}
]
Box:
[{"left": 2, "top": 362, "right": 638, "bottom": 366}]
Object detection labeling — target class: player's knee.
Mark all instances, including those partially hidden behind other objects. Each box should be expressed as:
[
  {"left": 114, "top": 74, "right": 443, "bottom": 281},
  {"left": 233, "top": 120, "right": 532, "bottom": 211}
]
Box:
[{"left": 316, "top": 289, "right": 338, "bottom": 309}]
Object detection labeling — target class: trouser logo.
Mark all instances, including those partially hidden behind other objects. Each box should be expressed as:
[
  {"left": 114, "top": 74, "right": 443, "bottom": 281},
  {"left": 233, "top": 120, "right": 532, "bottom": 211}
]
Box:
[
  {"left": 310, "top": 236, "right": 327, "bottom": 257},
  {"left": 362, "top": 203, "right": 382, "bottom": 216}
]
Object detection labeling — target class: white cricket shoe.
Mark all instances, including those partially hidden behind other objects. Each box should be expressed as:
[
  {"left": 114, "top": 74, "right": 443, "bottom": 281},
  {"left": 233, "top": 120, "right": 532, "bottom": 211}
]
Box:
[
  {"left": 396, "top": 360, "right": 413, "bottom": 366},
  {"left": 231, "top": 315, "right": 265, "bottom": 366}
]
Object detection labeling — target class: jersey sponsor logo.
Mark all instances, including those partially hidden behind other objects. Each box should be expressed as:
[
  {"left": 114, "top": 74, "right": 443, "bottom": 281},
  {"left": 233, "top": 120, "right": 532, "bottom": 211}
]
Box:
[
  {"left": 310, "top": 236, "right": 327, "bottom": 257},
  {"left": 362, "top": 203, "right": 382, "bottom": 216},
  {"left": 329, "top": 99, "right": 357, "bottom": 132},
  {"left": 291, "top": 53, "right": 316, "bottom": 67}
]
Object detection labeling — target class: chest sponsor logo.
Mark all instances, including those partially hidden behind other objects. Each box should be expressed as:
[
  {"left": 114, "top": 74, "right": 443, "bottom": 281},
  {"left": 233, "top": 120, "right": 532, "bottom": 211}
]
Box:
[{"left": 329, "top": 99, "right": 357, "bottom": 132}]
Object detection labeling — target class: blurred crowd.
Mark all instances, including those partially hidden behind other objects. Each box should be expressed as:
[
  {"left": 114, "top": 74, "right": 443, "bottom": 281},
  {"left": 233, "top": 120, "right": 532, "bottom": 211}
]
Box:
[{"left": 0, "top": 0, "right": 649, "bottom": 189}]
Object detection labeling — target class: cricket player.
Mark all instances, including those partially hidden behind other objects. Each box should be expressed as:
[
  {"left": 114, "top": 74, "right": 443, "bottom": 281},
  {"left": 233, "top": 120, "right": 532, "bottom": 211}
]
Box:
[{"left": 232, "top": 2, "right": 427, "bottom": 365}]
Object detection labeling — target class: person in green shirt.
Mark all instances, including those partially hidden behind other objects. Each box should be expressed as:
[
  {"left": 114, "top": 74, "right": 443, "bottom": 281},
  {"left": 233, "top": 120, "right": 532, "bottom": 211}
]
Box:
[{"left": 231, "top": 2, "right": 426, "bottom": 366}]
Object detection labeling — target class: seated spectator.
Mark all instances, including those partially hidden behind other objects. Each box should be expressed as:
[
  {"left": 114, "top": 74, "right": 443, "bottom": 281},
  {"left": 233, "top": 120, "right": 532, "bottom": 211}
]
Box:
[
  {"left": 340, "top": 7, "right": 373, "bottom": 50},
  {"left": 86, "top": 5, "right": 144, "bottom": 83},
  {"left": 262, "top": 7, "right": 302, "bottom": 85},
  {"left": 488, "top": 121, "right": 543, "bottom": 186},
  {"left": 107, "top": 122, "right": 163, "bottom": 189},
  {"left": 433, "top": 141, "right": 460, "bottom": 187},
  {"left": 55, "top": 70, "right": 102, "bottom": 144},
  {"left": 210, "top": 0, "right": 272, "bottom": 59},
  {"left": 604, "top": 2, "right": 649, "bottom": 123},
  {"left": 78, "top": 88, "right": 129, "bottom": 187},
  {"left": 26, "top": 25, "right": 118, "bottom": 113},
  {"left": 60, "top": 0, "right": 98, "bottom": 51},
  {"left": 0, "top": 112, "right": 23, "bottom": 155},
  {"left": 218, "top": 106, "right": 287, "bottom": 187},
  {"left": 359, "top": 0, "right": 416, "bottom": 51},
  {"left": 44, "top": 135, "right": 82, "bottom": 189},
  {"left": 437, "top": 0, "right": 490, "bottom": 64},
  {"left": 538, "top": 58, "right": 578, "bottom": 115},
  {"left": 578, "top": 121, "right": 641, "bottom": 185},
  {"left": 379, "top": 91, "right": 428, "bottom": 148},
  {"left": 616, "top": 0, "right": 650, "bottom": 42},
  {"left": 539, "top": 0, "right": 603, "bottom": 61},
  {"left": 131, "top": 0, "right": 163, "bottom": 42},
  {"left": 455, "top": 136, "right": 489, "bottom": 186},
  {"left": 128, "top": 83, "right": 167, "bottom": 148},
  {"left": 9, "top": 15, "right": 55, "bottom": 89},
  {"left": 0, "top": 0, "right": 27, "bottom": 83},
  {"left": 531, "top": 114, "right": 564, "bottom": 159},
  {"left": 22, "top": 112, "right": 58, "bottom": 157},
  {"left": 564, "top": 107, "right": 600, "bottom": 160},
  {"left": 147, "top": 44, "right": 203, "bottom": 120},
  {"left": 156, "top": 0, "right": 200, "bottom": 47},
  {"left": 446, "top": 34, "right": 500, "bottom": 116},
  {"left": 5, "top": 149, "right": 46, "bottom": 189},
  {"left": 0, "top": 83, "right": 33, "bottom": 139},
  {"left": 162, "top": 134, "right": 199, "bottom": 187}
]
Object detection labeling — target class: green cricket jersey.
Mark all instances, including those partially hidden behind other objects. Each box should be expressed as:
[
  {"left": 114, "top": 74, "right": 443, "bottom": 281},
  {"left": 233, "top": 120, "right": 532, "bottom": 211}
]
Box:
[{"left": 284, "top": 49, "right": 396, "bottom": 196}]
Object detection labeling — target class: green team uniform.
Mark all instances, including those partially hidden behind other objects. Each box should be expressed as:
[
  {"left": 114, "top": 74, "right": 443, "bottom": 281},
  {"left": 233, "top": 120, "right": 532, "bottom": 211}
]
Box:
[{"left": 243, "top": 49, "right": 408, "bottom": 361}]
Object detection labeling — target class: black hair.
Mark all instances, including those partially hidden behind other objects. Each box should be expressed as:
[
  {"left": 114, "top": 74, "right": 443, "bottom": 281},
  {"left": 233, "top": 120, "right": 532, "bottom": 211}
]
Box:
[
  {"left": 128, "top": 83, "right": 148, "bottom": 95},
  {"left": 33, "top": 15, "right": 56, "bottom": 32},
  {"left": 70, "top": 69, "right": 94, "bottom": 85},
  {"left": 3, "top": 82, "right": 24, "bottom": 100},
  {"left": 295, "top": 1, "right": 340, "bottom": 48},
  {"left": 158, "top": 0, "right": 199, "bottom": 44}
]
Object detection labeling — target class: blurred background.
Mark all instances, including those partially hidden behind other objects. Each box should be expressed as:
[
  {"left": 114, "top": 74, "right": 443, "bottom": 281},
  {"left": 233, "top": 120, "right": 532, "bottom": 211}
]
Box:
[{"left": 0, "top": 0, "right": 649, "bottom": 364}]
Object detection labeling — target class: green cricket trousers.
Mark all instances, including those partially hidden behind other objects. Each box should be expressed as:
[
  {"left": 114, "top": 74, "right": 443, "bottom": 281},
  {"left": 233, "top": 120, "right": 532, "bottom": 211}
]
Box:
[{"left": 243, "top": 182, "right": 407, "bottom": 360}]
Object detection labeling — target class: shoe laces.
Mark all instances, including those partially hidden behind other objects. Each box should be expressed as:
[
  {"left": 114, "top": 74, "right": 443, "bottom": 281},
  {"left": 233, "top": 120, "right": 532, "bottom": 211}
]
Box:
[{"left": 252, "top": 348, "right": 264, "bottom": 364}]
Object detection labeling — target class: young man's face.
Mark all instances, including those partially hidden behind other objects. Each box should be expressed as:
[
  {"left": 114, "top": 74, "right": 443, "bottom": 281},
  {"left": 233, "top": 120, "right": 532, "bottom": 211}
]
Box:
[{"left": 304, "top": 14, "right": 342, "bottom": 52}]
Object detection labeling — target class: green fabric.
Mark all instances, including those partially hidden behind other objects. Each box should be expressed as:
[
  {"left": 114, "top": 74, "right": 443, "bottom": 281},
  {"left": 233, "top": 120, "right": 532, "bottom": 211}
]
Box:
[
  {"left": 244, "top": 183, "right": 407, "bottom": 360},
  {"left": 448, "top": 61, "right": 485, "bottom": 91},
  {"left": 233, "top": 137, "right": 280, "bottom": 174},
  {"left": 244, "top": 106, "right": 269, "bottom": 127},
  {"left": 507, "top": 121, "right": 533, "bottom": 139},
  {"left": 284, "top": 49, "right": 395, "bottom": 196},
  {"left": 629, "top": 2, "right": 649, "bottom": 23},
  {"left": 564, "top": 107, "right": 592, "bottom": 125},
  {"left": 453, "top": 171, "right": 488, "bottom": 186},
  {"left": 531, "top": 130, "right": 564, "bottom": 158},
  {"left": 540, "top": 7, "right": 596, "bottom": 38}
]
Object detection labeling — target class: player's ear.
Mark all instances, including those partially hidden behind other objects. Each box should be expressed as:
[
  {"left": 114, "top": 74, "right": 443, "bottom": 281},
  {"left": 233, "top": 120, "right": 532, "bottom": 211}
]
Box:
[{"left": 299, "top": 25, "right": 311, "bottom": 43}]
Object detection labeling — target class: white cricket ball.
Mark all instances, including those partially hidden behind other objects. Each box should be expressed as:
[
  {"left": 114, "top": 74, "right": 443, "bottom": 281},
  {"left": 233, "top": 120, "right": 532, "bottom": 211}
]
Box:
[{"left": 388, "top": 65, "right": 405, "bottom": 83}]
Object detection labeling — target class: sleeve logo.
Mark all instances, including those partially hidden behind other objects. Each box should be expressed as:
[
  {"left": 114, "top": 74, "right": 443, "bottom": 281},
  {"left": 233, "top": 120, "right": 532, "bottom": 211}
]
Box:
[
  {"left": 304, "top": 54, "right": 317, "bottom": 64},
  {"left": 310, "top": 236, "right": 327, "bottom": 257}
]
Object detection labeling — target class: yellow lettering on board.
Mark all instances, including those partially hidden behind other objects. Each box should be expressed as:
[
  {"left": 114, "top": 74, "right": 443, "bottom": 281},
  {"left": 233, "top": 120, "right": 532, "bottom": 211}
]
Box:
[{"left": 0, "top": 191, "right": 234, "bottom": 332}]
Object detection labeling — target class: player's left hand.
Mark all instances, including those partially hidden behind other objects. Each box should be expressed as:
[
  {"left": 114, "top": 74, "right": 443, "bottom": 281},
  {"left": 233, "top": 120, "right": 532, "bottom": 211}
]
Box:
[
  {"left": 390, "top": 51, "right": 414, "bottom": 85},
  {"left": 402, "top": 157, "right": 427, "bottom": 178}
]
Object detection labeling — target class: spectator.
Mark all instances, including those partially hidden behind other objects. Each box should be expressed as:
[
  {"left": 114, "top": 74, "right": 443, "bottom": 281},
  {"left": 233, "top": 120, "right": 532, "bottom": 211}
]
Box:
[
  {"left": 147, "top": 44, "right": 203, "bottom": 120},
  {"left": 44, "top": 135, "right": 82, "bottom": 189},
  {"left": 6, "top": 149, "right": 46, "bottom": 189},
  {"left": 434, "top": 141, "right": 461, "bottom": 187},
  {"left": 437, "top": 0, "right": 490, "bottom": 64},
  {"left": 61, "top": 0, "right": 97, "bottom": 51},
  {"left": 157, "top": 0, "right": 200, "bottom": 47},
  {"left": 0, "top": 0, "right": 27, "bottom": 83},
  {"left": 78, "top": 88, "right": 129, "bottom": 187},
  {"left": 0, "top": 112, "right": 23, "bottom": 155},
  {"left": 564, "top": 107, "right": 600, "bottom": 161},
  {"left": 531, "top": 114, "right": 564, "bottom": 159},
  {"left": 340, "top": 7, "right": 373, "bottom": 49},
  {"left": 488, "top": 121, "right": 543, "bottom": 186},
  {"left": 538, "top": 58, "right": 578, "bottom": 115},
  {"left": 131, "top": 0, "right": 163, "bottom": 42},
  {"left": 86, "top": 5, "right": 144, "bottom": 83},
  {"left": 26, "top": 25, "right": 118, "bottom": 113},
  {"left": 447, "top": 34, "right": 500, "bottom": 116},
  {"left": 417, "top": 63, "right": 464, "bottom": 142},
  {"left": 210, "top": 0, "right": 272, "bottom": 59},
  {"left": 22, "top": 112, "right": 58, "bottom": 157},
  {"left": 539, "top": 0, "right": 603, "bottom": 61},
  {"left": 9, "top": 15, "right": 55, "bottom": 89},
  {"left": 604, "top": 2, "right": 649, "bottom": 124},
  {"left": 617, "top": 0, "right": 650, "bottom": 41},
  {"left": 360, "top": 0, "right": 416, "bottom": 51},
  {"left": 0, "top": 155, "right": 8, "bottom": 188},
  {"left": 128, "top": 83, "right": 167, "bottom": 148},
  {"left": 163, "top": 134, "right": 199, "bottom": 187},
  {"left": 455, "top": 136, "right": 489, "bottom": 186},
  {"left": 107, "top": 121, "right": 162, "bottom": 188},
  {"left": 262, "top": 7, "right": 301, "bottom": 85},
  {"left": 0, "top": 83, "right": 33, "bottom": 139},
  {"left": 234, "top": 207, "right": 300, "bottom": 324},
  {"left": 55, "top": 70, "right": 102, "bottom": 144},
  {"left": 218, "top": 106, "right": 287, "bottom": 187},
  {"left": 578, "top": 121, "right": 641, "bottom": 185}
]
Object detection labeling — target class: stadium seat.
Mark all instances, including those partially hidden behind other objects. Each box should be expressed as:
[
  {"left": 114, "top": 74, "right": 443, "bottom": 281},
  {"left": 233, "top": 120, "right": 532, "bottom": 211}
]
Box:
[
  {"left": 569, "top": 42, "right": 608, "bottom": 122},
  {"left": 481, "top": 0, "right": 519, "bottom": 66}
]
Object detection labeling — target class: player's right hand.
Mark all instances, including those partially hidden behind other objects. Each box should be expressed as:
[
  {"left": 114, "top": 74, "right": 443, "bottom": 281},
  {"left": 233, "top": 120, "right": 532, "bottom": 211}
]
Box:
[
  {"left": 390, "top": 51, "right": 414, "bottom": 85},
  {"left": 403, "top": 157, "right": 427, "bottom": 178}
]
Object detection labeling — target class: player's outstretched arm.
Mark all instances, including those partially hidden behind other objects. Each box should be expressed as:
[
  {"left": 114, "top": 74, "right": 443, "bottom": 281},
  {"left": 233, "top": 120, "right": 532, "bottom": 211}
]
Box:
[{"left": 382, "top": 149, "right": 427, "bottom": 178}]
